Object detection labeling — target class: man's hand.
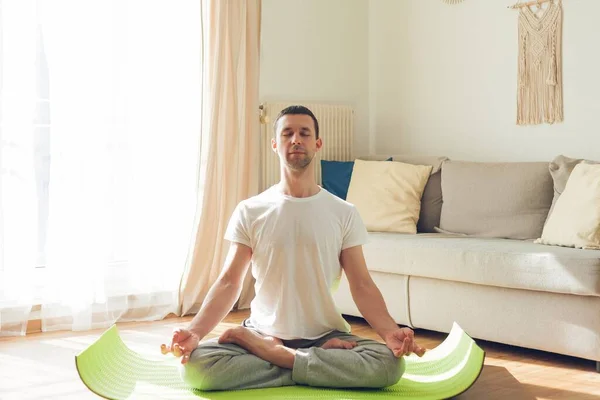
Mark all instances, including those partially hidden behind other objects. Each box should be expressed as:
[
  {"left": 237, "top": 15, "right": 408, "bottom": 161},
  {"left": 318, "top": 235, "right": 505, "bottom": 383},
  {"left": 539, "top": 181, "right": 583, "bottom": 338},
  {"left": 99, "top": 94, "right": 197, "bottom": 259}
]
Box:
[
  {"left": 161, "top": 242, "right": 252, "bottom": 365},
  {"left": 162, "top": 328, "right": 201, "bottom": 364},
  {"left": 384, "top": 327, "right": 426, "bottom": 358},
  {"left": 341, "top": 245, "right": 427, "bottom": 358}
]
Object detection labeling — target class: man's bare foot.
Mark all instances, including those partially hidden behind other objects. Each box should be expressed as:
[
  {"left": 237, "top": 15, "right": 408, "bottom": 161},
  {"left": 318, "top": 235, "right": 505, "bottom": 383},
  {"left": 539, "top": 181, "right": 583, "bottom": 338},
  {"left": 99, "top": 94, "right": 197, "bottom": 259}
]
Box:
[
  {"left": 218, "top": 326, "right": 251, "bottom": 345},
  {"left": 321, "top": 338, "right": 358, "bottom": 350},
  {"left": 218, "top": 327, "right": 295, "bottom": 369},
  {"left": 219, "top": 327, "right": 284, "bottom": 346},
  {"left": 264, "top": 336, "right": 284, "bottom": 346}
]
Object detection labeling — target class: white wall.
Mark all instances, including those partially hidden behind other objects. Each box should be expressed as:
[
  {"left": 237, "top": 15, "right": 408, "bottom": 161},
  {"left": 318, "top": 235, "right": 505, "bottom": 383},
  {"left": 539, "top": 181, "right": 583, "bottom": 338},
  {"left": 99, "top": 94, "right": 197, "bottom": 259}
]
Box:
[
  {"left": 370, "top": 0, "right": 600, "bottom": 162},
  {"left": 259, "top": 0, "right": 370, "bottom": 156}
]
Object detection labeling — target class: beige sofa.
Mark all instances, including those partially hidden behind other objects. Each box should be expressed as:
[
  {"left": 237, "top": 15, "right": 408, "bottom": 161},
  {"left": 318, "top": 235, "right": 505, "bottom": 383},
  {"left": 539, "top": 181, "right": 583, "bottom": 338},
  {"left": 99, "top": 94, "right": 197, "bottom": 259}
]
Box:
[{"left": 331, "top": 155, "right": 600, "bottom": 372}]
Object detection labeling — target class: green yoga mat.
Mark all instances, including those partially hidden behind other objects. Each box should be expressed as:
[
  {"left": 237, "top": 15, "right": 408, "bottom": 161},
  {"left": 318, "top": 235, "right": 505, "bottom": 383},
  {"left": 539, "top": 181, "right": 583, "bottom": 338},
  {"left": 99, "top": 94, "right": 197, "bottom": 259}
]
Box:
[{"left": 75, "top": 322, "right": 484, "bottom": 400}]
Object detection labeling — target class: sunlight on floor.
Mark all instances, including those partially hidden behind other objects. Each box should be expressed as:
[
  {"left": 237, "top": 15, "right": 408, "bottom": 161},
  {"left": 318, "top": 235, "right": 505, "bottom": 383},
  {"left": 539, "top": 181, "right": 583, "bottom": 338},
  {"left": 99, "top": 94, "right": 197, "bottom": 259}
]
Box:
[{"left": 0, "top": 353, "right": 89, "bottom": 400}]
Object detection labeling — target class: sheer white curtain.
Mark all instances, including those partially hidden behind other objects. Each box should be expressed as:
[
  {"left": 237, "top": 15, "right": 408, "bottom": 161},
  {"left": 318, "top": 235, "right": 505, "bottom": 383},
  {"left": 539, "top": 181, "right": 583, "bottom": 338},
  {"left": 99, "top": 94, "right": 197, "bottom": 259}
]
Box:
[{"left": 0, "top": 0, "right": 202, "bottom": 335}]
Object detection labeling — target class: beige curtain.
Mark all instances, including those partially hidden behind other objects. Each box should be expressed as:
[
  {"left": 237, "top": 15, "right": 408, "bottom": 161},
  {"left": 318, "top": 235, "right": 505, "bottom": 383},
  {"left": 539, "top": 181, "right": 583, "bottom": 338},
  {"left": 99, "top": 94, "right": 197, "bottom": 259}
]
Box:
[{"left": 179, "top": 0, "right": 261, "bottom": 316}]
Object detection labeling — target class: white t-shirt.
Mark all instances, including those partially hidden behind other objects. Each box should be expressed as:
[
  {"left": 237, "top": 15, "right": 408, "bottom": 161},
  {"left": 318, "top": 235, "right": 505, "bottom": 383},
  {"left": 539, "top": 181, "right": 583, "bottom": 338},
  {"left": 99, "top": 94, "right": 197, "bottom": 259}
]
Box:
[{"left": 224, "top": 185, "right": 369, "bottom": 340}]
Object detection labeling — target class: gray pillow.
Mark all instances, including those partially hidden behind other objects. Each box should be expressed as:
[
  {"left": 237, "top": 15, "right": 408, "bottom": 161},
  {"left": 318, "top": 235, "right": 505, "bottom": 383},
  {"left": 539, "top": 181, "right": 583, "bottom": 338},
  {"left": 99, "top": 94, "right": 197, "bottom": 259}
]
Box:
[
  {"left": 391, "top": 155, "right": 447, "bottom": 233},
  {"left": 439, "top": 160, "right": 554, "bottom": 240}
]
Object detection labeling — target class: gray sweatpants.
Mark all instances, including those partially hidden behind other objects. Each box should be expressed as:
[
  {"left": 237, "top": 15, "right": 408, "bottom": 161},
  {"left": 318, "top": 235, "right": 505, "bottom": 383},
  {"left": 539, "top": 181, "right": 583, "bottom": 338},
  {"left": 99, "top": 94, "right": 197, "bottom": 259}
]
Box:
[{"left": 179, "top": 322, "right": 405, "bottom": 391}]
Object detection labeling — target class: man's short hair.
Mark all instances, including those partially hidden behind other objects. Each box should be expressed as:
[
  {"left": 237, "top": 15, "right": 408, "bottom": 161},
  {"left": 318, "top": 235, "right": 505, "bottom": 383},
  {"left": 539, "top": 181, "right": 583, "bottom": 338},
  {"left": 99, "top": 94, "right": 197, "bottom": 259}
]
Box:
[{"left": 273, "top": 105, "right": 320, "bottom": 139}]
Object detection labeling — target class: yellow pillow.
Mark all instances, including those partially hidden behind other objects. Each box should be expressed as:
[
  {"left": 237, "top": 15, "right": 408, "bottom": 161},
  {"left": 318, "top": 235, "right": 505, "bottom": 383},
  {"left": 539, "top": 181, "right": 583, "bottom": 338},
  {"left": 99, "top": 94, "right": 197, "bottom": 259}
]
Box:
[
  {"left": 346, "top": 159, "right": 432, "bottom": 233},
  {"left": 535, "top": 163, "right": 600, "bottom": 249}
]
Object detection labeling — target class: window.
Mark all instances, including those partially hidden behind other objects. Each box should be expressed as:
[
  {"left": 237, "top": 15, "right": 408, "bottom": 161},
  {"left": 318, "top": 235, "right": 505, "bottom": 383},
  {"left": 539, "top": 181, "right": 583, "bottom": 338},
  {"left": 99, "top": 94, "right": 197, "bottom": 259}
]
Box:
[{"left": 1, "top": 1, "right": 203, "bottom": 329}]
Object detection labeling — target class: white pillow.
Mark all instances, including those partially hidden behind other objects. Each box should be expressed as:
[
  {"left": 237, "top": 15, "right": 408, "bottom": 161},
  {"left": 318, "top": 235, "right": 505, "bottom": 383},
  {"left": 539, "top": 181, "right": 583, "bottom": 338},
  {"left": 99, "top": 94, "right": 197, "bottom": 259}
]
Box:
[
  {"left": 346, "top": 159, "right": 432, "bottom": 233},
  {"left": 535, "top": 163, "right": 600, "bottom": 249}
]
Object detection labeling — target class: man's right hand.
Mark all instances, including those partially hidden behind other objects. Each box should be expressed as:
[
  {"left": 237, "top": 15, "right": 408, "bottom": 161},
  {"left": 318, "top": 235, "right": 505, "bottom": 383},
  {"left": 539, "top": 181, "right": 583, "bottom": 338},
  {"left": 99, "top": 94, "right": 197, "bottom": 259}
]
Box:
[
  {"left": 161, "top": 243, "right": 252, "bottom": 364},
  {"left": 166, "top": 328, "right": 200, "bottom": 364}
]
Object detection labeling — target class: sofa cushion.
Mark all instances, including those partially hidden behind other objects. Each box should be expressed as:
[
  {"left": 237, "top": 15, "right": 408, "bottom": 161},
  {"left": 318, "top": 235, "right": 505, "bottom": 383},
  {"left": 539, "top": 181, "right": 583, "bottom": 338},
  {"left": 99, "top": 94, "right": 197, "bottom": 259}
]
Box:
[
  {"left": 359, "top": 155, "right": 445, "bottom": 174},
  {"left": 363, "top": 233, "right": 600, "bottom": 296},
  {"left": 536, "top": 163, "right": 600, "bottom": 249},
  {"left": 321, "top": 160, "right": 354, "bottom": 200},
  {"left": 321, "top": 158, "right": 391, "bottom": 200},
  {"left": 346, "top": 159, "right": 432, "bottom": 233},
  {"left": 547, "top": 154, "right": 600, "bottom": 217},
  {"left": 357, "top": 155, "right": 448, "bottom": 233},
  {"left": 439, "top": 161, "right": 554, "bottom": 240},
  {"left": 356, "top": 155, "right": 391, "bottom": 162}
]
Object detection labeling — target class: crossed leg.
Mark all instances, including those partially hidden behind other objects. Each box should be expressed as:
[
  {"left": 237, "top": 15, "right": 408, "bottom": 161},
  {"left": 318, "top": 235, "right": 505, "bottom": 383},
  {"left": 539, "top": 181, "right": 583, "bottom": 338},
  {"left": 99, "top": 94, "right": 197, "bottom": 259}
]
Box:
[{"left": 180, "top": 327, "right": 405, "bottom": 391}]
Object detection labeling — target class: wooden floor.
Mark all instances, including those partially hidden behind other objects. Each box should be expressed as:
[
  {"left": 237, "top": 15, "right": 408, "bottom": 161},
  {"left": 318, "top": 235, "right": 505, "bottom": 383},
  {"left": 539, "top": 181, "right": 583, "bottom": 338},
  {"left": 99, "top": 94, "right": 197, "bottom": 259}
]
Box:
[{"left": 1, "top": 310, "right": 599, "bottom": 399}]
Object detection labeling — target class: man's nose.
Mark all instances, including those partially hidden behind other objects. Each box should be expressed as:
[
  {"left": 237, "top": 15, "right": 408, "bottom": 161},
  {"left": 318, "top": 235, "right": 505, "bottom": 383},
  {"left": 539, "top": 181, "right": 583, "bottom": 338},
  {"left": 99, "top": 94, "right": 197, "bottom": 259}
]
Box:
[{"left": 291, "top": 133, "right": 302, "bottom": 144}]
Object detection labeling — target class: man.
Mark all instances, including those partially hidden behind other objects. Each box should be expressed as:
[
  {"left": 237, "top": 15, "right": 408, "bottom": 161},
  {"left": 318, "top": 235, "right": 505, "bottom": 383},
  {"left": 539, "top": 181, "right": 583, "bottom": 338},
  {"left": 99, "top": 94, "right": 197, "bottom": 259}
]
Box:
[{"left": 166, "top": 105, "right": 425, "bottom": 391}]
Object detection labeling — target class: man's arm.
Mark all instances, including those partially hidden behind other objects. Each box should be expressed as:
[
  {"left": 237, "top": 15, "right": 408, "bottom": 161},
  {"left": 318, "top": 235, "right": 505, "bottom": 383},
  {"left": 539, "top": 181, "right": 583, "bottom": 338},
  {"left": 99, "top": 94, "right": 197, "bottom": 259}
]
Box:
[
  {"left": 340, "top": 245, "right": 400, "bottom": 340},
  {"left": 340, "top": 245, "right": 425, "bottom": 357},
  {"left": 186, "top": 241, "right": 252, "bottom": 339}
]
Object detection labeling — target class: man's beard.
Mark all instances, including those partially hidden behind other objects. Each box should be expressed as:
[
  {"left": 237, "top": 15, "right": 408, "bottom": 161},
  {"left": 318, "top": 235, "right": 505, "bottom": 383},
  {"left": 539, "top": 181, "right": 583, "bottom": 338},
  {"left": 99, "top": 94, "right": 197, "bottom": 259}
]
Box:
[{"left": 285, "top": 152, "right": 314, "bottom": 171}]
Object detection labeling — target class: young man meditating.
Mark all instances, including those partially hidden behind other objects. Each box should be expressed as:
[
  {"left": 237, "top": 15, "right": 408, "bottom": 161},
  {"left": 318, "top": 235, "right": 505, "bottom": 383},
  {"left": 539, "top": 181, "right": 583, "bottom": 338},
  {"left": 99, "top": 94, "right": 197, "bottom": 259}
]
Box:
[{"left": 165, "top": 105, "right": 425, "bottom": 391}]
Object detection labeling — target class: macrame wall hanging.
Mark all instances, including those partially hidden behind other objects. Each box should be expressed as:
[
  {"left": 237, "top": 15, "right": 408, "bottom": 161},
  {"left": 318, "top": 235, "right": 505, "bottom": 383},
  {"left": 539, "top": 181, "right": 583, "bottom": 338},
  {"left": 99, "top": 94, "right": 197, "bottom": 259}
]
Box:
[{"left": 510, "top": 0, "right": 564, "bottom": 125}]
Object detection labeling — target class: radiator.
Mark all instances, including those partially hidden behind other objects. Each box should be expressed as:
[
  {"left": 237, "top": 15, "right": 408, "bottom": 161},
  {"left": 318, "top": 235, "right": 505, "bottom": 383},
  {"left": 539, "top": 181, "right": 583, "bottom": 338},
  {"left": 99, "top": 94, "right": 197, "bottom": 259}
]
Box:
[{"left": 259, "top": 102, "right": 354, "bottom": 192}]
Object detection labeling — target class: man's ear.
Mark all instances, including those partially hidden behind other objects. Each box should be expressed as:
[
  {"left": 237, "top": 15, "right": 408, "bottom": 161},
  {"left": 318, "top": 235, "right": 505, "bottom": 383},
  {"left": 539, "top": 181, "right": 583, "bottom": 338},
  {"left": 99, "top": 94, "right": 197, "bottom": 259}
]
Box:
[
  {"left": 271, "top": 137, "right": 277, "bottom": 153},
  {"left": 315, "top": 137, "right": 323, "bottom": 152}
]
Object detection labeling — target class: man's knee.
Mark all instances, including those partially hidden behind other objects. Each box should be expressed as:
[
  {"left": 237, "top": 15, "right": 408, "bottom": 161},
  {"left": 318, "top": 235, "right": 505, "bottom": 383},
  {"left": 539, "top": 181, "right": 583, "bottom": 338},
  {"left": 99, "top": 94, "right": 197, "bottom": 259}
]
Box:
[
  {"left": 179, "top": 344, "right": 244, "bottom": 391},
  {"left": 382, "top": 352, "right": 405, "bottom": 386},
  {"left": 178, "top": 349, "right": 217, "bottom": 390},
  {"left": 364, "top": 344, "right": 406, "bottom": 387}
]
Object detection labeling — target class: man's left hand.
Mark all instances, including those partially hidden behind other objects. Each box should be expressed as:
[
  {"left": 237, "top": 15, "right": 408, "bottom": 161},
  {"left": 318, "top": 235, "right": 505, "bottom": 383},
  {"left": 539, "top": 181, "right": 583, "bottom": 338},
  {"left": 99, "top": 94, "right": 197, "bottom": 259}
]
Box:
[{"left": 384, "top": 327, "right": 426, "bottom": 358}]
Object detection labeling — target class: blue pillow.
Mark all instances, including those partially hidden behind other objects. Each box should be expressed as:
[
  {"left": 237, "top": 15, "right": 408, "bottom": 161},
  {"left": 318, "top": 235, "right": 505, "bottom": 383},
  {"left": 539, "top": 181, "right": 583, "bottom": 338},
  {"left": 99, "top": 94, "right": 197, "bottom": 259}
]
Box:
[
  {"left": 321, "top": 158, "right": 391, "bottom": 200},
  {"left": 321, "top": 160, "right": 354, "bottom": 200}
]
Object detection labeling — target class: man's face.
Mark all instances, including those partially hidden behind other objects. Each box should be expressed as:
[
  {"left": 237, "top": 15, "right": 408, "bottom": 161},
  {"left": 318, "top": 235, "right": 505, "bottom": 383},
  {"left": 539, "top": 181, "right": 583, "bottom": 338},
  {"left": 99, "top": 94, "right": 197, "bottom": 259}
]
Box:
[{"left": 272, "top": 114, "right": 322, "bottom": 171}]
